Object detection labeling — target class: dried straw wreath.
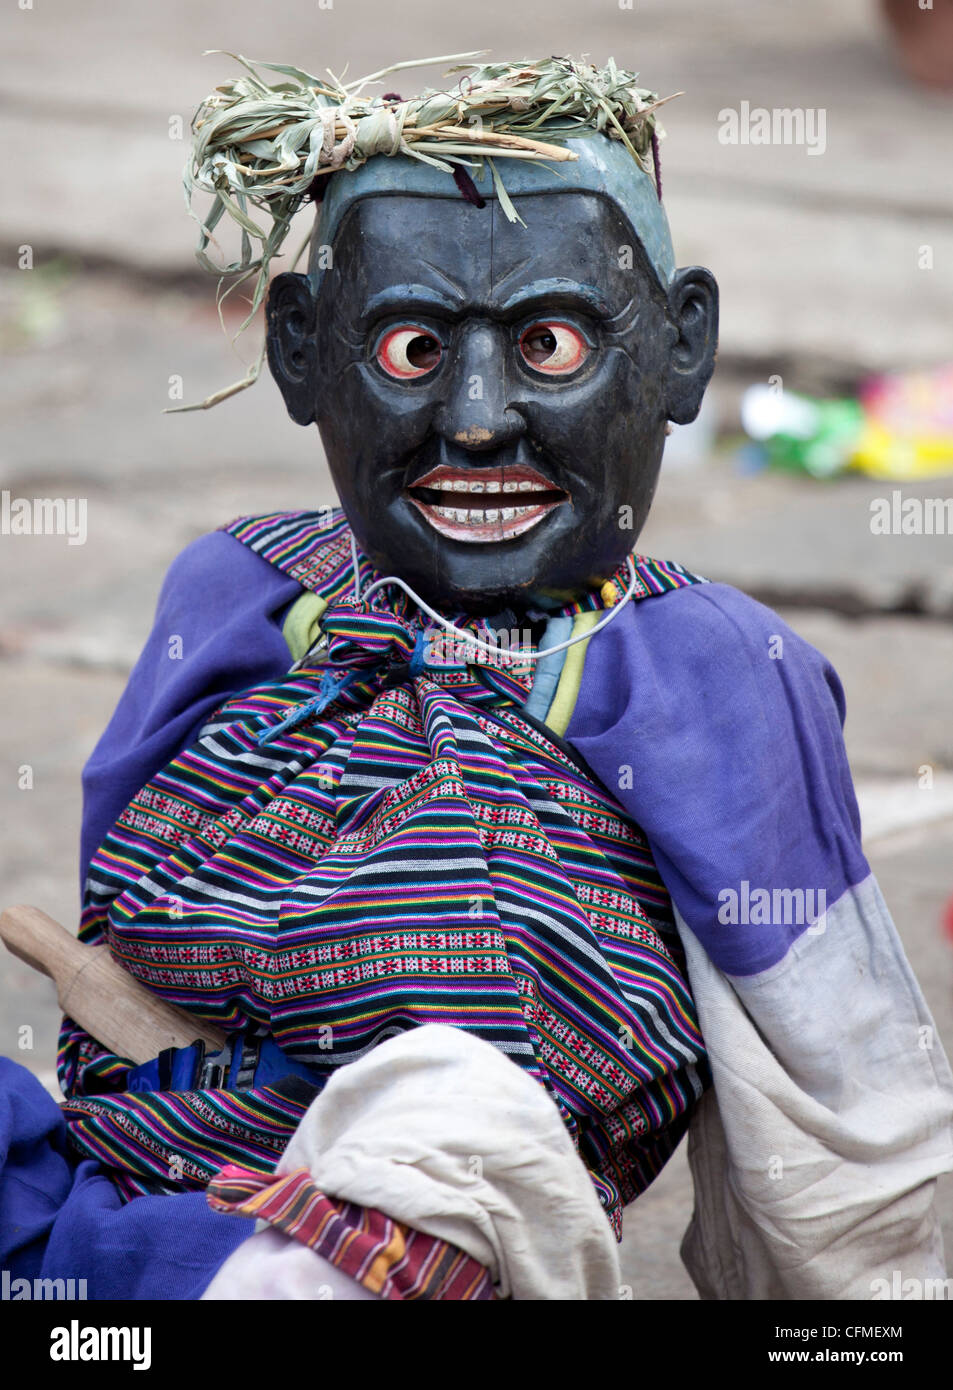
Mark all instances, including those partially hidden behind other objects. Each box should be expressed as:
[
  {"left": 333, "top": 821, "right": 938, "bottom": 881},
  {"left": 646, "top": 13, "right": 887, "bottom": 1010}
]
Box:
[{"left": 176, "top": 52, "right": 675, "bottom": 410}]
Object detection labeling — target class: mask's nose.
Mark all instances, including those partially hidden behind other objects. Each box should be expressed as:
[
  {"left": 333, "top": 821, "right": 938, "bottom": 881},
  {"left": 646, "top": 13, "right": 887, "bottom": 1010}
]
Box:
[{"left": 434, "top": 322, "right": 524, "bottom": 451}]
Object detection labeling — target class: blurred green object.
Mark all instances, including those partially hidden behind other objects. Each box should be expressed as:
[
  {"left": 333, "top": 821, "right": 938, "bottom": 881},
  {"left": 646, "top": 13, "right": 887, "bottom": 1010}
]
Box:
[
  {"left": 742, "top": 370, "right": 953, "bottom": 481},
  {"left": 741, "top": 386, "right": 865, "bottom": 478}
]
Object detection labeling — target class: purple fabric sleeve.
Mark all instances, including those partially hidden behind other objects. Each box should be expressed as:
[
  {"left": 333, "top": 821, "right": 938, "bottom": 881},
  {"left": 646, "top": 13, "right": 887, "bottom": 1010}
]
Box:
[
  {"left": 566, "top": 582, "right": 870, "bottom": 977},
  {"left": 0, "top": 1058, "right": 253, "bottom": 1299},
  {"left": 10, "top": 532, "right": 297, "bottom": 1297},
  {"left": 79, "top": 531, "right": 302, "bottom": 891}
]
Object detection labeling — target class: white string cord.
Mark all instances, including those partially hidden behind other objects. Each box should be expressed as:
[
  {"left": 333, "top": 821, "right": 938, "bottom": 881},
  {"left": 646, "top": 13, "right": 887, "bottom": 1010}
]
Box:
[
  {"left": 350, "top": 529, "right": 362, "bottom": 602},
  {"left": 349, "top": 527, "right": 637, "bottom": 664}
]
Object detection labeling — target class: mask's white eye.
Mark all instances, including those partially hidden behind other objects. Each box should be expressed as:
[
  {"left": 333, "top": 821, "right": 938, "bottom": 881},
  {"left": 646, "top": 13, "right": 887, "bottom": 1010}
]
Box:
[
  {"left": 519, "top": 321, "right": 589, "bottom": 374},
  {"left": 376, "top": 326, "right": 442, "bottom": 379}
]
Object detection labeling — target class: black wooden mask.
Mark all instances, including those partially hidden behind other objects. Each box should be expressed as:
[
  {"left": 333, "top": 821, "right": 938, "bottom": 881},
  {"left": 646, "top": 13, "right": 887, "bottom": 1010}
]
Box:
[{"left": 267, "top": 188, "right": 717, "bottom": 612}]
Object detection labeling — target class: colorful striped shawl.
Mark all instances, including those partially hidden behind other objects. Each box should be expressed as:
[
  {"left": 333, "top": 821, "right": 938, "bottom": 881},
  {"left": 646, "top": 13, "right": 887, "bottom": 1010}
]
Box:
[
  {"left": 207, "top": 1164, "right": 497, "bottom": 1300},
  {"left": 60, "top": 509, "right": 710, "bottom": 1233}
]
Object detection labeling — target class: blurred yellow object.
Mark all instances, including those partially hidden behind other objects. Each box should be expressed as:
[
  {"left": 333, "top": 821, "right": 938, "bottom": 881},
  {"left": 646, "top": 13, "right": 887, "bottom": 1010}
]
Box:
[
  {"left": 852, "top": 365, "right": 953, "bottom": 479},
  {"left": 849, "top": 420, "right": 953, "bottom": 481}
]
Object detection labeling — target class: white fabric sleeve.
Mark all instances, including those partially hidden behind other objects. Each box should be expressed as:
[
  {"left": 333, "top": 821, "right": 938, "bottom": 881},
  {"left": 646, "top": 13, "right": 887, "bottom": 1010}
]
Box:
[
  {"left": 205, "top": 1023, "right": 621, "bottom": 1301},
  {"left": 677, "top": 878, "right": 953, "bottom": 1300}
]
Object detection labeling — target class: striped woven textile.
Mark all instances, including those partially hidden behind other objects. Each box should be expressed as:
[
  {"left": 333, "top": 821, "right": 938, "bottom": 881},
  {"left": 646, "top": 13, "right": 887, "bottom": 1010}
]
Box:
[
  {"left": 207, "top": 1164, "right": 497, "bottom": 1300},
  {"left": 60, "top": 509, "right": 710, "bottom": 1234}
]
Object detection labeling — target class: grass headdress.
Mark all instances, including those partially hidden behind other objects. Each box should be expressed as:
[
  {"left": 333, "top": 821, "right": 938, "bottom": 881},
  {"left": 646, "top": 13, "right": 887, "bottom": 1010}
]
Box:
[{"left": 178, "top": 52, "right": 675, "bottom": 410}]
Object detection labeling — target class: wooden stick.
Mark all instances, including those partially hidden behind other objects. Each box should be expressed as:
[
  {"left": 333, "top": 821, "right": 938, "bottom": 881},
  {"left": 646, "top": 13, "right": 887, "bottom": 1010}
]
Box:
[{"left": 0, "top": 904, "right": 227, "bottom": 1066}]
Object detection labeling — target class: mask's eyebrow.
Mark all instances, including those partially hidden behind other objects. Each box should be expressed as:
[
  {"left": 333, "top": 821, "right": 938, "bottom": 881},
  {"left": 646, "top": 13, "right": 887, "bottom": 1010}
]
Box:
[
  {"left": 361, "top": 283, "right": 466, "bottom": 322},
  {"left": 494, "top": 278, "right": 611, "bottom": 320}
]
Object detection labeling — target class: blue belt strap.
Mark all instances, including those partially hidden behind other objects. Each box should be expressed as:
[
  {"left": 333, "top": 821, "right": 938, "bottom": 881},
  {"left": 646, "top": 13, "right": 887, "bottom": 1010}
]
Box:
[{"left": 126, "top": 1032, "right": 323, "bottom": 1096}]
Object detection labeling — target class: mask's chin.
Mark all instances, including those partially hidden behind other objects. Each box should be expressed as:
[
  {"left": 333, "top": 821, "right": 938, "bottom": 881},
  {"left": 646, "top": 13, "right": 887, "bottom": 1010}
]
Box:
[
  {"left": 343, "top": 436, "right": 578, "bottom": 612},
  {"left": 334, "top": 432, "right": 664, "bottom": 615},
  {"left": 386, "top": 515, "right": 569, "bottom": 614},
  {"left": 360, "top": 497, "right": 614, "bottom": 616}
]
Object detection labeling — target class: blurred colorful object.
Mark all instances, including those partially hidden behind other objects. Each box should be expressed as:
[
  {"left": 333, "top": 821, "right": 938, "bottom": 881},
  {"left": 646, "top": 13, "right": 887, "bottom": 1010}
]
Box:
[
  {"left": 741, "top": 366, "right": 953, "bottom": 480},
  {"left": 882, "top": 0, "right": 953, "bottom": 91},
  {"left": 943, "top": 890, "right": 953, "bottom": 948}
]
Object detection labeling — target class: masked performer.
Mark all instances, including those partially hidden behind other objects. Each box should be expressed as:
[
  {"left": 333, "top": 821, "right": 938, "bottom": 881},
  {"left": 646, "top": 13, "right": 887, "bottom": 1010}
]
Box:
[{"left": 2, "top": 56, "right": 951, "bottom": 1301}]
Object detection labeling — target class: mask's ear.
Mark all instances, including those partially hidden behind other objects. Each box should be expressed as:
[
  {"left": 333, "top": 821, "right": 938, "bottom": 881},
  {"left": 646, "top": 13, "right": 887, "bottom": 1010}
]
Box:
[
  {"left": 663, "top": 266, "right": 719, "bottom": 425},
  {"left": 266, "top": 272, "right": 317, "bottom": 426}
]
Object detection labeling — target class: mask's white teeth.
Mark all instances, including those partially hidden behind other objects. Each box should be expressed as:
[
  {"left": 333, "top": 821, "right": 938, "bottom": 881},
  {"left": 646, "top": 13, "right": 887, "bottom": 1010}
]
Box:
[
  {"left": 418, "top": 476, "right": 558, "bottom": 498},
  {"left": 419, "top": 500, "right": 557, "bottom": 529}
]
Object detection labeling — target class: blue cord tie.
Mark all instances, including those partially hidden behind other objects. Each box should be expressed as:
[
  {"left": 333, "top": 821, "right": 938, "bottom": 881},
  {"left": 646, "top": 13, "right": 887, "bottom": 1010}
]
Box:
[
  {"left": 407, "top": 628, "right": 428, "bottom": 678},
  {"left": 257, "top": 668, "right": 360, "bottom": 747}
]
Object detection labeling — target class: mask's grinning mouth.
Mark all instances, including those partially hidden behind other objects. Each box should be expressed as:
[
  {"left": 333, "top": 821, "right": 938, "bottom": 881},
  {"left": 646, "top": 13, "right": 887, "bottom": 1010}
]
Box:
[{"left": 405, "top": 463, "right": 569, "bottom": 543}]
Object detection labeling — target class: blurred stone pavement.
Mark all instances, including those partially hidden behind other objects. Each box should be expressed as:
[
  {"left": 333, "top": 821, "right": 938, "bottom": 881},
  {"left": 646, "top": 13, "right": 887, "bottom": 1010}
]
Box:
[{"left": 1, "top": 0, "right": 951, "bottom": 1298}]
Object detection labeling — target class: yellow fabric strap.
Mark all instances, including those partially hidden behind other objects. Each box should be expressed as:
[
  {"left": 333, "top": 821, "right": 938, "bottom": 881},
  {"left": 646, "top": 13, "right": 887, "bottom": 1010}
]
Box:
[
  {"left": 282, "top": 591, "right": 328, "bottom": 663},
  {"left": 282, "top": 590, "right": 596, "bottom": 736},
  {"left": 545, "top": 610, "right": 602, "bottom": 737}
]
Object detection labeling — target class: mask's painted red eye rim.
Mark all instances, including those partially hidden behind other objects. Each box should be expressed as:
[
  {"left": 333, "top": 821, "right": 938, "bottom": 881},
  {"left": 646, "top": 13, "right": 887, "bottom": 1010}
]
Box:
[
  {"left": 518, "top": 320, "right": 591, "bottom": 376},
  {"left": 375, "top": 325, "right": 444, "bottom": 380}
]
